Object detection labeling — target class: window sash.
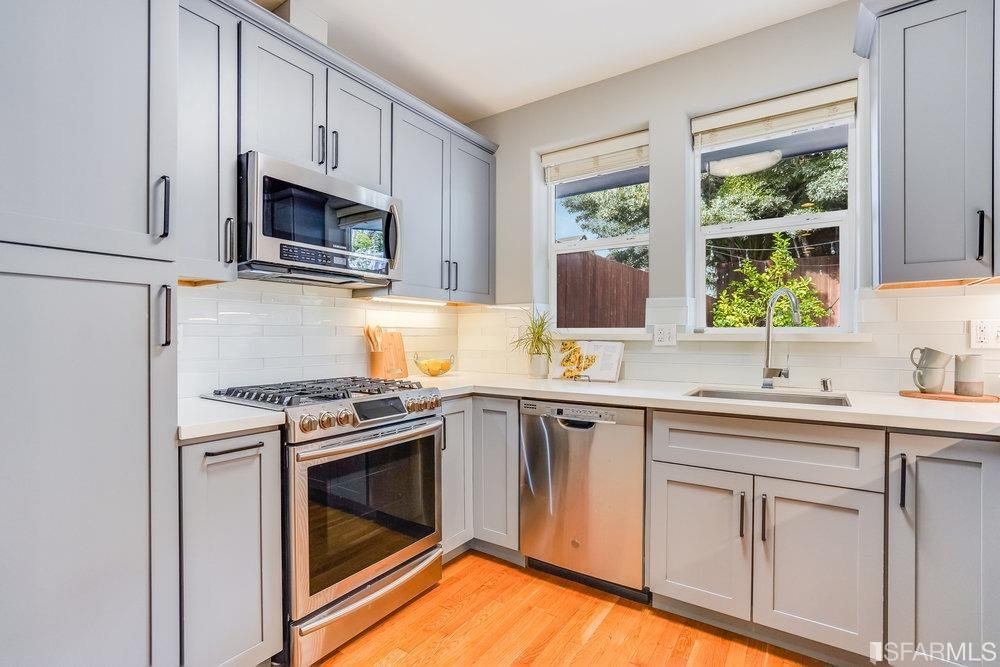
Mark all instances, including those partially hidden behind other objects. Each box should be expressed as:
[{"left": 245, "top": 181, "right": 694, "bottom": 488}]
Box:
[
  {"left": 554, "top": 233, "right": 650, "bottom": 254},
  {"left": 700, "top": 211, "right": 845, "bottom": 240}
]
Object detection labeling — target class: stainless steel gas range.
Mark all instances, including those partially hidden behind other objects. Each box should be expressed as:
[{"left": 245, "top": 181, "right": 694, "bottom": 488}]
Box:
[{"left": 206, "top": 377, "right": 444, "bottom": 666}]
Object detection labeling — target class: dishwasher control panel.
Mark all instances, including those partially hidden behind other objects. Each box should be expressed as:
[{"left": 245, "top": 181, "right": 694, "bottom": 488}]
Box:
[{"left": 521, "top": 401, "right": 617, "bottom": 423}]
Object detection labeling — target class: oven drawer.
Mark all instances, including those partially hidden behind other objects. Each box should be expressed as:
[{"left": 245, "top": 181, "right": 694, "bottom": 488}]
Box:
[{"left": 651, "top": 412, "right": 885, "bottom": 491}]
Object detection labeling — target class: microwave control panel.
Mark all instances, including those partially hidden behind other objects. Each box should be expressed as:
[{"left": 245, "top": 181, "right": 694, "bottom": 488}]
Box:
[{"left": 280, "top": 243, "right": 348, "bottom": 268}]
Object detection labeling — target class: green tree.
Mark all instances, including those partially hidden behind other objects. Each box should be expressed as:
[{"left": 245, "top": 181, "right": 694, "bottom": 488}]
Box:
[
  {"left": 560, "top": 183, "right": 649, "bottom": 269},
  {"left": 711, "top": 233, "right": 830, "bottom": 327}
]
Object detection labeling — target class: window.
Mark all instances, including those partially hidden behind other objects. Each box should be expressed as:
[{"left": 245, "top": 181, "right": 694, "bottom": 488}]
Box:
[
  {"left": 543, "top": 132, "right": 650, "bottom": 332},
  {"left": 693, "top": 82, "right": 857, "bottom": 330}
]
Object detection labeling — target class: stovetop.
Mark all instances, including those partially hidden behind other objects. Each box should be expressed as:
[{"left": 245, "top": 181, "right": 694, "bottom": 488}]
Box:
[
  {"left": 204, "top": 376, "right": 442, "bottom": 443},
  {"left": 209, "top": 376, "right": 425, "bottom": 408}
]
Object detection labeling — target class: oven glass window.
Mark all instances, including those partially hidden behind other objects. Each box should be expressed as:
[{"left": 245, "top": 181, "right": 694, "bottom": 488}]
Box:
[
  {"left": 262, "top": 176, "right": 388, "bottom": 260},
  {"left": 307, "top": 435, "right": 436, "bottom": 596}
]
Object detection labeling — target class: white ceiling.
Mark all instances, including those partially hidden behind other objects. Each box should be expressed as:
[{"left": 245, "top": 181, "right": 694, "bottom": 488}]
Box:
[{"left": 290, "top": 0, "right": 844, "bottom": 123}]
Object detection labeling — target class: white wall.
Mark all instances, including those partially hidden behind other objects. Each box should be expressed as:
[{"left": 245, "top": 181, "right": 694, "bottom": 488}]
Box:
[{"left": 470, "top": 1, "right": 863, "bottom": 304}]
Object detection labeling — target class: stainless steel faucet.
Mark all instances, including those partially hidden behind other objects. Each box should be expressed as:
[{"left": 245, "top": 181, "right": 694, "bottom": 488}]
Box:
[{"left": 762, "top": 287, "right": 801, "bottom": 388}]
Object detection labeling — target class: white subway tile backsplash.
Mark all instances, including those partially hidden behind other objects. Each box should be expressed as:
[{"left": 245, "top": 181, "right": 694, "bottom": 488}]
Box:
[
  {"left": 302, "top": 335, "right": 367, "bottom": 356},
  {"left": 218, "top": 301, "right": 303, "bottom": 326},
  {"left": 221, "top": 336, "right": 303, "bottom": 359},
  {"left": 178, "top": 336, "right": 219, "bottom": 360},
  {"left": 303, "top": 306, "right": 365, "bottom": 327},
  {"left": 178, "top": 298, "right": 218, "bottom": 324}
]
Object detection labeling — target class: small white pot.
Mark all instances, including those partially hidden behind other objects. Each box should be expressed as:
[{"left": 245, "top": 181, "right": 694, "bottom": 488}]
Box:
[{"left": 528, "top": 354, "right": 549, "bottom": 379}]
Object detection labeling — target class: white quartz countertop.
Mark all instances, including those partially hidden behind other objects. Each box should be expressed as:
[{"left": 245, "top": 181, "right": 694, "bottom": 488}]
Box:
[
  {"left": 417, "top": 372, "right": 1000, "bottom": 438},
  {"left": 177, "top": 397, "right": 285, "bottom": 443},
  {"left": 177, "top": 372, "right": 1000, "bottom": 442}
]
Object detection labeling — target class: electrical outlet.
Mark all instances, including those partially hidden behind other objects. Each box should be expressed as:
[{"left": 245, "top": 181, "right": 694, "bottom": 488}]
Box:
[
  {"left": 970, "top": 319, "right": 1000, "bottom": 348},
  {"left": 653, "top": 324, "right": 677, "bottom": 347}
]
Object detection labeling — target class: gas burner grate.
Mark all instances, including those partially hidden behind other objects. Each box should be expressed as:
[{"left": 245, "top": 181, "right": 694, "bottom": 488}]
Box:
[{"left": 213, "top": 376, "right": 423, "bottom": 407}]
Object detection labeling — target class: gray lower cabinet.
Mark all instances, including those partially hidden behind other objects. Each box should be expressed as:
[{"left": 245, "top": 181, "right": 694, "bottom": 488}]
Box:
[
  {"left": 391, "top": 106, "right": 452, "bottom": 301},
  {"left": 752, "top": 476, "right": 883, "bottom": 656},
  {"left": 449, "top": 136, "right": 496, "bottom": 304},
  {"left": 181, "top": 432, "right": 282, "bottom": 667},
  {"left": 442, "top": 398, "right": 475, "bottom": 554},
  {"left": 0, "top": 243, "right": 178, "bottom": 665},
  {"left": 876, "top": 0, "right": 993, "bottom": 284},
  {"left": 178, "top": 0, "right": 240, "bottom": 283},
  {"left": 327, "top": 69, "right": 393, "bottom": 193},
  {"left": 888, "top": 434, "right": 1000, "bottom": 665},
  {"left": 472, "top": 397, "right": 519, "bottom": 550},
  {"left": 0, "top": 0, "right": 176, "bottom": 260},
  {"left": 240, "top": 23, "right": 326, "bottom": 171},
  {"left": 649, "top": 463, "right": 753, "bottom": 621}
]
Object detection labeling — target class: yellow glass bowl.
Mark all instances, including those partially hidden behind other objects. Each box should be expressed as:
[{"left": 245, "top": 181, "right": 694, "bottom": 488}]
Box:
[{"left": 413, "top": 354, "right": 454, "bottom": 377}]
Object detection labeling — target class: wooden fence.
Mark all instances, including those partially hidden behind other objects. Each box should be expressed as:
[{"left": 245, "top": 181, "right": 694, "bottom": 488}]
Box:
[{"left": 557, "top": 252, "right": 648, "bottom": 328}]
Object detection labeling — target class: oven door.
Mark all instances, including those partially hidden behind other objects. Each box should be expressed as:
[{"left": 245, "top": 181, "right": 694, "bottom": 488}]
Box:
[
  {"left": 242, "top": 151, "right": 401, "bottom": 282},
  {"left": 288, "top": 417, "right": 441, "bottom": 621}
]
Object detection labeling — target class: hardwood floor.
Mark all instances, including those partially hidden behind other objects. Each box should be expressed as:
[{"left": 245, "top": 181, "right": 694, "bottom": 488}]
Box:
[{"left": 320, "top": 551, "right": 823, "bottom": 666}]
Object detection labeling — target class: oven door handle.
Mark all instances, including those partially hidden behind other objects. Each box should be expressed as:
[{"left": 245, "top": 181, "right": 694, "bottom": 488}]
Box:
[
  {"left": 297, "top": 546, "right": 443, "bottom": 636},
  {"left": 295, "top": 419, "right": 443, "bottom": 463}
]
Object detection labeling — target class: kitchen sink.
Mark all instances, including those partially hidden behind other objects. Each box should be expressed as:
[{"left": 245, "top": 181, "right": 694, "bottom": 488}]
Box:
[{"left": 686, "top": 387, "right": 851, "bottom": 407}]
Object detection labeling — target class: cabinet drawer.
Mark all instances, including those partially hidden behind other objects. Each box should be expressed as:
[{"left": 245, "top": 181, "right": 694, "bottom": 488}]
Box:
[{"left": 651, "top": 412, "right": 885, "bottom": 491}]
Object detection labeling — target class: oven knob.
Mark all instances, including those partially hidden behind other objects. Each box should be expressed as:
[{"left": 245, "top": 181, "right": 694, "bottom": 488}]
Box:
[
  {"left": 336, "top": 409, "right": 354, "bottom": 426},
  {"left": 405, "top": 399, "right": 417, "bottom": 413},
  {"left": 299, "top": 414, "right": 319, "bottom": 432},
  {"left": 318, "top": 412, "right": 335, "bottom": 429},
  {"left": 430, "top": 395, "right": 441, "bottom": 408},
  {"left": 419, "top": 397, "right": 431, "bottom": 411}
]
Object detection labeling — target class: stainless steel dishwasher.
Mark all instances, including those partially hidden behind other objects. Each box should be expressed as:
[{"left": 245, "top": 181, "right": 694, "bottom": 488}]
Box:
[{"left": 519, "top": 399, "right": 646, "bottom": 594}]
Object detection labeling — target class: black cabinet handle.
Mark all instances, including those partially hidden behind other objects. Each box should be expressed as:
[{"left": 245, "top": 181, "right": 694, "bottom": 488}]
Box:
[
  {"left": 224, "top": 217, "right": 234, "bottom": 264},
  {"left": 977, "top": 210, "right": 986, "bottom": 261},
  {"left": 204, "top": 441, "right": 264, "bottom": 458},
  {"left": 739, "top": 491, "right": 745, "bottom": 538},
  {"left": 443, "top": 260, "right": 451, "bottom": 290},
  {"left": 318, "top": 125, "right": 326, "bottom": 165},
  {"left": 331, "top": 130, "right": 339, "bottom": 170},
  {"left": 452, "top": 262, "right": 458, "bottom": 291},
  {"left": 159, "top": 175, "right": 171, "bottom": 239},
  {"left": 162, "top": 285, "right": 173, "bottom": 347},
  {"left": 760, "top": 494, "right": 767, "bottom": 542},
  {"left": 899, "top": 452, "right": 907, "bottom": 508}
]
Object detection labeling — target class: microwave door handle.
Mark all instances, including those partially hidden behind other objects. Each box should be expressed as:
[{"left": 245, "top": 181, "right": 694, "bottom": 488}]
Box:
[{"left": 387, "top": 203, "right": 401, "bottom": 270}]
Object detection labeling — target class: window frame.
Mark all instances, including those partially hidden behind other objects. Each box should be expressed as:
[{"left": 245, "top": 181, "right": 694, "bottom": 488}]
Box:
[
  {"left": 547, "top": 166, "right": 651, "bottom": 337},
  {"left": 693, "top": 118, "right": 858, "bottom": 332}
]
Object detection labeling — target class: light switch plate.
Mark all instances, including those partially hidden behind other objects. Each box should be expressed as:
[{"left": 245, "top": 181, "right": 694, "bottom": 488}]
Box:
[
  {"left": 970, "top": 319, "right": 1000, "bottom": 348},
  {"left": 653, "top": 324, "right": 677, "bottom": 346}
]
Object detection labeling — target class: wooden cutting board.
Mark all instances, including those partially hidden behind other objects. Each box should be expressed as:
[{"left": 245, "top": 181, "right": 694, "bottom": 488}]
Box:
[
  {"left": 370, "top": 331, "right": 407, "bottom": 379},
  {"left": 899, "top": 390, "right": 999, "bottom": 403}
]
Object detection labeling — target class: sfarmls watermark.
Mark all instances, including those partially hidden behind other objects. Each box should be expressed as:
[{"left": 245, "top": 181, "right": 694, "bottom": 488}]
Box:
[{"left": 871, "top": 642, "right": 999, "bottom": 663}]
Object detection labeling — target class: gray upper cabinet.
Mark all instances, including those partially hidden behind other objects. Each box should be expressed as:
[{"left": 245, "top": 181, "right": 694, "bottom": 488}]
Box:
[
  {"left": 240, "top": 23, "right": 326, "bottom": 171},
  {"left": 181, "top": 431, "right": 282, "bottom": 667},
  {"left": 178, "top": 0, "right": 240, "bottom": 283},
  {"left": 0, "top": 0, "right": 176, "bottom": 260},
  {"left": 391, "top": 106, "right": 452, "bottom": 301},
  {"left": 888, "top": 434, "right": 1000, "bottom": 665},
  {"left": 327, "top": 69, "right": 393, "bottom": 193},
  {"left": 472, "top": 397, "right": 519, "bottom": 551},
  {"left": 0, "top": 243, "right": 178, "bottom": 665},
  {"left": 449, "top": 136, "right": 496, "bottom": 304},
  {"left": 877, "top": 0, "right": 993, "bottom": 284}
]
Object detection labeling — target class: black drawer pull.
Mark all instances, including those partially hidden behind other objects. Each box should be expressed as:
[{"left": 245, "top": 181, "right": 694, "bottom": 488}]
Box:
[
  {"left": 977, "top": 210, "right": 986, "bottom": 261},
  {"left": 204, "top": 441, "right": 264, "bottom": 458},
  {"left": 761, "top": 494, "right": 767, "bottom": 542},
  {"left": 899, "top": 452, "right": 907, "bottom": 508},
  {"left": 739, "top": 491, "right": 745, "bottom": 538}
]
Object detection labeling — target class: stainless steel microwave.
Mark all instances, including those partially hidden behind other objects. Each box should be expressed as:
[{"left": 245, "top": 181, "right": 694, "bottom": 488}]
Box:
[{"left": 238, "top": 151, "right": 401, "bottom": 288}]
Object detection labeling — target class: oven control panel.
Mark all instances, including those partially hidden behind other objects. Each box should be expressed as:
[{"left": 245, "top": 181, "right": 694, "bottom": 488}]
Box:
[{"left": 286, "top": 388, "right": 442, "bottom": 442}]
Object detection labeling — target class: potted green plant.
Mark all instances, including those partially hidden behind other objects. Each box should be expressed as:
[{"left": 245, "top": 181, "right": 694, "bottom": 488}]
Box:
[{"left": 512, "top": 307, "right": 554, "bottom": 379}]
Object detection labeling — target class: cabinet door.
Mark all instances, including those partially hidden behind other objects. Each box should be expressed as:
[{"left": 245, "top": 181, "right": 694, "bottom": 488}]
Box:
[
  {"left": 472, "top": 397, "right": 519, "bottom": 550},
  {"left": 449, "top": 136, "right": 495, "bottom": 304},
  {"left": 178, "top": 0, "right": 239, "bottom": 283},
  {"left": 327, "top": 69, "right": 392, "bottom": 193},
  {"left": 182, "top": 432, "right": 282, "bottom": 667},
  {"left": 752, "top": 477, "right": 883, "bottom": 655},
  {"left": 888, "top": 434, "right": 1000, "bottom": 665},
  {"left": 239, "top": 23, "right": 326, "bottom": 171},
  {"left": 0, "top": 0, "right": 176, "bottom": 260},
  {"left": 442, "top": 398, "right": 475, "bottom": 554},
  {"left": 390, "top": 107, "right": 451, "bottom": 301},
  {"left": 649, "top": 463, "right": 753, "bottom": 621},
  {"left": 878, "top": 0, "right": 993, "bottom": 283},
  {"left": 0, "top": 244, "right": 178, "bottom": 665}
]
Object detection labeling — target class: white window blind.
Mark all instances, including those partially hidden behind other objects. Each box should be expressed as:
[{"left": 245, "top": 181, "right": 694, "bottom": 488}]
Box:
[
  {"left": 692, "top": 80, "right": 857, "bottom": 148},
  {"left": 541, "top": 130, "right": 649, "bottom": 184}
]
